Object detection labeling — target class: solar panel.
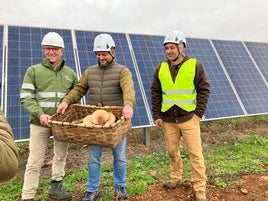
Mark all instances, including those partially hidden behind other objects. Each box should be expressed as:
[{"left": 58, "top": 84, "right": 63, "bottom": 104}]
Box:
[
  {"left": 185, "top": 38, "right": 245, "bottom": 119},
  {"left": 244, "top": 41, "right": 268, "bottom": 82},
  {"left": 75, "top": 30, "right": 151, "bottom": 127},
  {"left": 2, "top": 25, "right": 268, "bottom": 141},
  {"left": 128, "top": 34, "right": 164, "bottom": 123},
  {"left": 212, "top": 40, "right": 268, "bottom": 115},
  {"left": 7, "top": 26, "right": 77, "bottom": 140}
]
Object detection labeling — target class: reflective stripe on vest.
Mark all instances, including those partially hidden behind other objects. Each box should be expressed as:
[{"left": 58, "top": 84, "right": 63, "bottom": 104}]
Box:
[{"left": 159, "top": 58, "right": 197, "bottom": 112}]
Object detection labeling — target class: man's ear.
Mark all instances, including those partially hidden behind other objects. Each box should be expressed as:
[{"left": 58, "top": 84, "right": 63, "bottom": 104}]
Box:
[
  {"left": 110, "top": 49, "right": 115, "bottom": 56},
  {"left": 178, "top": 43, "right": 185, "bottom": 53}
]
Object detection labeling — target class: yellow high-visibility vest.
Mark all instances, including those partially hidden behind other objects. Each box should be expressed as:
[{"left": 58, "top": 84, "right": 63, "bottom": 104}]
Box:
[{"left": 159, "top": 58, "right": 197, "bottom": 112}]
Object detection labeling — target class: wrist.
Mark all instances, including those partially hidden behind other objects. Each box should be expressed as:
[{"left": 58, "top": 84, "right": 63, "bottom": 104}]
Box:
[{"left": 123, "top": 102, "right": 133, "bottom": 107}]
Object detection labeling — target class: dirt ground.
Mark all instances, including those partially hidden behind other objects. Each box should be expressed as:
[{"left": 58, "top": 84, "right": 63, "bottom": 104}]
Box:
[{"left": 18, "top": 119, "right": 268, "bottom": 201}]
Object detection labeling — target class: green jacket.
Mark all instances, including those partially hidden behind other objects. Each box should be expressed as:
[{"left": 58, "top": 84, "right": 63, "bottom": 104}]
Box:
[
  {"left": 20, "top": 58, "right": 78, "bottom": 126},
  {"left": 62, "top": 61, "right": 136, "bottom": 107},
  {"left": 0, "top": 109, "right": 19, "bottom": 183}
]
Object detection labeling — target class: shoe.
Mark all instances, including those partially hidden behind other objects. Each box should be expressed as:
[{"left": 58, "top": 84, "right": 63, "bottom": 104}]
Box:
[
  {"left": 163, "top": 179, "right": 182, "bottom": 189},
  {"left": 83, "top": 191, "right": 99, "bottom": 201},
  {"left": 114, "top": 185, "right": 129, "bottom": 200},
  {"left": 48, "top": 180, "right": 72, "bottom": 200},
  {"left": 195, "top": 190, "right": 207, "bottom": 201}
]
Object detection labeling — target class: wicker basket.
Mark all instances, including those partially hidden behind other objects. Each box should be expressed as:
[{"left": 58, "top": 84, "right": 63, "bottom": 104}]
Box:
[{"left": 48, "top": 104, "right": 132, "bottom": 148}]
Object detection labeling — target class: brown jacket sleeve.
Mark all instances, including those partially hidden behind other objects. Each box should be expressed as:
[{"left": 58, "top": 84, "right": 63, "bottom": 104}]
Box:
[
  {"left": 0, "top": 109, "right": 19, "bottom": 183},
  {"left": 194, "top": 60, "right": 210, "bottom": 118}
]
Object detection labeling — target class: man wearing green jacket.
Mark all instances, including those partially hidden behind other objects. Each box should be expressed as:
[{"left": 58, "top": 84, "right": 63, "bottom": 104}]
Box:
[{"left": 20, "top": 32, "right": 78, "bottom": 201}]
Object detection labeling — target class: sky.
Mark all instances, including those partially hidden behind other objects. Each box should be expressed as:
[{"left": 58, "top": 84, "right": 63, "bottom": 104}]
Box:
[{"left": 1, "top": 0, "right": 268, "bottom": 43}]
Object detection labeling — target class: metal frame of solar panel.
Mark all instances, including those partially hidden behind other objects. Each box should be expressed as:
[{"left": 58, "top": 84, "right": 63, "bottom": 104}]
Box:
[{"left": 1, "top": 25, "right": 268, "bottom": 142}]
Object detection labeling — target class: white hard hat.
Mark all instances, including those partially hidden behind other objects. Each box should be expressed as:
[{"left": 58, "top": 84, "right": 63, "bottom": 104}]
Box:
[
  {"left": 163, "top": 31, "right": 187, "bottom": 47},
  {"left": 93, "top": 33, "right": 115, "bottom": 52},
  {"left": 41, "top": 32, "right": 65, "bottom": 48}
]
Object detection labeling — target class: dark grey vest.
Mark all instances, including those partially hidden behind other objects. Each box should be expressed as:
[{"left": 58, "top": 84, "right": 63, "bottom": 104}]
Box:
[{"left": 87, "top": 62, "right": 124, "bottom": 106}]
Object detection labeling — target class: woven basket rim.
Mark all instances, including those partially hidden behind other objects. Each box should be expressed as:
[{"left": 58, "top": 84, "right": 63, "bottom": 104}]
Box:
[{"left": 48, "top": 104, "right": 131, "bottom": 147}]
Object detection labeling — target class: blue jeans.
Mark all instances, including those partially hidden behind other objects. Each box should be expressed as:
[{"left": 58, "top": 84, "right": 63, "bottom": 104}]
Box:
[{"left": 86, "top": 137, "right": 127, "bottom": 192}]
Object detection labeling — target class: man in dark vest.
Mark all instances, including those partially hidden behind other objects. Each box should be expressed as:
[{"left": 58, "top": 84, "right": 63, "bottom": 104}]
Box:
[{"left": 57, "top": 33, "right": 136, "bottom": 201}]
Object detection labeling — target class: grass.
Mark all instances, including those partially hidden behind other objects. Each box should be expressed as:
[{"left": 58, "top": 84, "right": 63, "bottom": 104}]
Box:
[
  {"left": 0, "top": 116, "right": 267, "bottom": 201},
  {"left": 206, "top": 135, "right": 268, "bottom": 187}
]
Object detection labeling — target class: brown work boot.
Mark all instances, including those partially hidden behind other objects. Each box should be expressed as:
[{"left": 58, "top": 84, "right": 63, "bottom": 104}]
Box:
[
  {"left": 195, "top": 190, "right": 207, "bottom": 201},
  {"left": 163, "top": 179, "right": 182, "bottom": 189}
]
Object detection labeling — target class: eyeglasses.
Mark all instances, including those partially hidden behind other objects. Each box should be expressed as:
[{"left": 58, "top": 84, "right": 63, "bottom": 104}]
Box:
[{"left": 44, "top": 47, "right": 61, "bottom": 52}]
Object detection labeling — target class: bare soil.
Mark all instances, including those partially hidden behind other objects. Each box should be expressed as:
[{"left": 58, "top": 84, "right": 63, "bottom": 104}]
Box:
[{"left": 18, "top": 119, "right": 268, "bottom": 201}]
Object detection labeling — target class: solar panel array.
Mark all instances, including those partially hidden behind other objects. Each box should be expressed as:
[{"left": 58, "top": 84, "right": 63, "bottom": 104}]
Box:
[
  {"left": 1, "top": 25, "right": 267, "bottom": 141},
  {"left": 186, "top": 38, "right": 245, "bottom": 119}
]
